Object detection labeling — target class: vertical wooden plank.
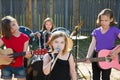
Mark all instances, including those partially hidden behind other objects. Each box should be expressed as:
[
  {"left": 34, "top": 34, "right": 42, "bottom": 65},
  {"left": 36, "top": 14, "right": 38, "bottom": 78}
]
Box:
[
  {"left": 10, "top": 0, "right": 13, "bottom": 15},
  {"left": 73, "top": 0, "right": 79, "bottom": 26},
  {"left": 65, "top": 0, "right": 68, "bottom": 28},
  {"left": 34, "top": 0, "right": 37, "bottom": 28},
  {"left": 0, "top": 0, "right": 2, "bottom": 20},
  {"left": 70, "top": 16, "right": 72, "bottom": 28},
  {"left": 60, "top": 14, "right": 61, "bottom": 27},
  {"left": 25, "top": 0, "right": 32, "bottom": 29},
  {"left": 42, "top": 0, "right": 45, "bottom": 22},
  {"left": 20, "top": 15, "right": 22, "bottom": 25},
  {"left": 38, "top": 14, "right": 41, "bottom": 30},
  {"left": 62, "top": 15, "right": 64, "bottom": 27},
  {"left": 56, "top": 15, "right": 58, "bottom": 27},
  {"left": 22, "top": 14, "right": 25, "bottom": 25},
  {"left": 50, "top": 0, "right": 53, "bottom": 18},
  {"left": 54, "top": 14, "right": 56, "bottom": 27}
]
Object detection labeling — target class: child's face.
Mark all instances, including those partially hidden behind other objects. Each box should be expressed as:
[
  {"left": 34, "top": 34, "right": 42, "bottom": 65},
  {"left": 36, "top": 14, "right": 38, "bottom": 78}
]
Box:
[
  {"left": 52, "top": 36, "right": 65, "bottom": 52},
  {"left": 100, "top": 15, "right": 113, "bottom": 28},
  {"left": 45, "top": 21, "right": 53, "bottom": 31},
  {"left": 10, "top": 21, "right": 19, "bottom": 34}
]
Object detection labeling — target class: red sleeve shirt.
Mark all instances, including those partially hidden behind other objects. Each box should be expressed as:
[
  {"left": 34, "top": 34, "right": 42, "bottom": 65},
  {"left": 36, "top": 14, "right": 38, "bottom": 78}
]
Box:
[{"left": 2, "top": 32, "right": 29, "bottom": 67}]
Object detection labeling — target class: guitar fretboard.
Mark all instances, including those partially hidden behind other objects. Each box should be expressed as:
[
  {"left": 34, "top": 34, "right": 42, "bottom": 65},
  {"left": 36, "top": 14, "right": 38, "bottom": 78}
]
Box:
[
  {"left": 77, "top": 57, "right": 111, "bottom": 63},
  {"left": 8, "top": 52, "right": 26, "bottom": 58}
]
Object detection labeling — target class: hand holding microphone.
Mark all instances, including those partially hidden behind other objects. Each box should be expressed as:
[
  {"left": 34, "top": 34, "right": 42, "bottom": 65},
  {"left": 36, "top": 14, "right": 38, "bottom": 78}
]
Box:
[
  {"left": 50, "top": 47, "right": 61, "bottom": 70},
  {"left": 53, "top": 47, "right": 60, "bottom": 60}
]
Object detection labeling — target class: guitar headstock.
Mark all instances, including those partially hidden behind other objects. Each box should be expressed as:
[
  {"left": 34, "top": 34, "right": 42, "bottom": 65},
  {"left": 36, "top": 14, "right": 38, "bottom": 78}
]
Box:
[{"left": 33, "top": 49, "right": 47, "bottom": 55}]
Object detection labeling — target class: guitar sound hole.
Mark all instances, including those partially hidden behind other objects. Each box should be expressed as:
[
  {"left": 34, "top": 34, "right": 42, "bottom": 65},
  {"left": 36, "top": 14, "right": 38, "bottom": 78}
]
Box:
[{"left": 105, "top": 57, "right": 111, "bottom": 62}]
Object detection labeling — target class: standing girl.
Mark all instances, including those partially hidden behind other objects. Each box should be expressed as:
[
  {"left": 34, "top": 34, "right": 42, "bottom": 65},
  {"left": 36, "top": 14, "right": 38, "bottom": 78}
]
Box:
[
  {"left": 43, "top": 31, "right": 77, "bottom": 80},
  {"left": 86, "top": 8, "right": 120, "bottom": 80},
  {"left": 0, "top": 16, "right": 31, "bottom": 80}
]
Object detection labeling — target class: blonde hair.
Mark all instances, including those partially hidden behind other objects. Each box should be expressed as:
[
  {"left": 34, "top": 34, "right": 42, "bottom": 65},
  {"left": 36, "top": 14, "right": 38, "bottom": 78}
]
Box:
[{"left": 48, "top": 31, "right": 69, "bottom": 55}]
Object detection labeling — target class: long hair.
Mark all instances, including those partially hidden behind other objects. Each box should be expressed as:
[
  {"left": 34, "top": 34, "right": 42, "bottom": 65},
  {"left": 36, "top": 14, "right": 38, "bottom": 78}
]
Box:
[
  {"left": 1, "top": 16, "right": 16, "bottom": 39},
  {"left": 96, "top": 8, "right": 117, "bottom": 26},
  {"left": 42, "top": 17, "right": 55, "bottom": 32}
]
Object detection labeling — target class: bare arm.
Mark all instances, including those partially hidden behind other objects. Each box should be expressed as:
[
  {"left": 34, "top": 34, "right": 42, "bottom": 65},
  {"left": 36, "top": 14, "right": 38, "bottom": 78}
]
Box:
[
  {"left": 69, "top": 54, "right": 77, "bottom": 80},
  {"left": 86, "top": 36, "right": 96, "bottom": 59},
  {"left": 24, "top": 40, "right": 32, "bottom": 58},
  {"left": 43, "top": 54, "right": 54, "bottom": 75},
  {"left": 43, "top": 49, "right": 61, "bottom": 75},
  {"left": 35, "top": 32, "right": 41, "bottom": 40},
  {"left": 0, "top": 39, "right": 4, "bottom": 47}
]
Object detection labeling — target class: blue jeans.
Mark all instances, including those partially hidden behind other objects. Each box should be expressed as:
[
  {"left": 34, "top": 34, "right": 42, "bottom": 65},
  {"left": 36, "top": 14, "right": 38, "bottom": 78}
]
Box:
[{"left": 1, "top": 66, "right": 26, "bottom": 79}]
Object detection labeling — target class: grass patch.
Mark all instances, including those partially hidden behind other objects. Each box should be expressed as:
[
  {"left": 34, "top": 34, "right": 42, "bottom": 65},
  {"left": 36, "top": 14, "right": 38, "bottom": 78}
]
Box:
[{"left": 71, "top": 36, "right": 91, "bottom": 58}]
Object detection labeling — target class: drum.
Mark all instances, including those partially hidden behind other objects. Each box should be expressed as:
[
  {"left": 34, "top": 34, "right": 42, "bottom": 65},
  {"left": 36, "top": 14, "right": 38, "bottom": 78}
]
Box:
[
  {"left": 19, "top": 26, "right": 33, "bottom": 37},
  {"left": 19, "top": 26, "right": 34, "bottom": 44},
  {"left": 19, "top": 26, "right": 38, "bottom": 49},
  {"left": 52, "top": 27, "right": 70, "bottom": 36}
]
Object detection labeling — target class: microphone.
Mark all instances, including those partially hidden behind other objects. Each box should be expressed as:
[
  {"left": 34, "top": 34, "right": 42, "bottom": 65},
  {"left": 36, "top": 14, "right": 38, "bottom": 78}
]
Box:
[
  {"left": 53, "top": 47, "right": 60, "bottom": 60},
  {"left": 56, "top": 47, "right": 60, "bottom": 52},
  {"left": 51, "top": 47, "right": 61, "bottom": 66}
]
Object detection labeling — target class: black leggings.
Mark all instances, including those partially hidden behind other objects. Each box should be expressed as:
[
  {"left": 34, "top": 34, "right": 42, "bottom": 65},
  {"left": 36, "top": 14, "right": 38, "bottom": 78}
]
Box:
[
  {"left": 26, "top": 61, "right": 46, "bottom": 80},
  {"left": 92, "top": 51, "right": 111, "bottom": 80}
]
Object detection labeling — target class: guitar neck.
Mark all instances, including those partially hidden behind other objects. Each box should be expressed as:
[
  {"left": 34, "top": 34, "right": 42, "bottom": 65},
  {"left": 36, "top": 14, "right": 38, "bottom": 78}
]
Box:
[
  {"left": 9, "top": 49, "right": 48, "bottom": 58},
  {"left": 77, "top": 57, "right": 108, "bottom": 63},
  {"left": 9, "top": 52, "right": 26, "bottom": 58},
  {"left": 89, "top": 57, "right": 106, "bottom": 62}
]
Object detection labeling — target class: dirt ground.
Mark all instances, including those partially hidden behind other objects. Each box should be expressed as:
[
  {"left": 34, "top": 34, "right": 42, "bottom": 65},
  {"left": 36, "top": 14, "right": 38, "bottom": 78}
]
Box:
[{"left": 0, "top": 63, "right": 120, "bottom": 80}]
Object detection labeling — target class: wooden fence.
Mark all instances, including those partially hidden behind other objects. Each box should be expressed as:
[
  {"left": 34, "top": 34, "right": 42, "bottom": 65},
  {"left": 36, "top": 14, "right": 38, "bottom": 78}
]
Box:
[{"left": 0, "top": 0, "right": 120, "bottom": 36}]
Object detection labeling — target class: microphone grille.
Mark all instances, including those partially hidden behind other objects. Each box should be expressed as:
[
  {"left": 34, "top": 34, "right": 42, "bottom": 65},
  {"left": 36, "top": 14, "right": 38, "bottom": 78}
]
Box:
[{"left": 56, "top": 47, "right": 60, "bottom": 52}]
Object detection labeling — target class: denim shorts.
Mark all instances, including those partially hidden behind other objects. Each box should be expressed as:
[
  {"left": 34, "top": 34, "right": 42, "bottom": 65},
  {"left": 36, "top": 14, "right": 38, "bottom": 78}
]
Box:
[{"left": 1, "top": 66, "right": 26, "bottom": 79}]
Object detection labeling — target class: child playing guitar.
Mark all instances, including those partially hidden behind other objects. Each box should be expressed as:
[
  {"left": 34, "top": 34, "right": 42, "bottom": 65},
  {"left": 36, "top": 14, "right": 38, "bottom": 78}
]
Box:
[
  {"left": 0, "top": 16, "right": 32, "bottom": 80},
  {"left": 86, "top": 8, "right": 120, "bottom": 80}
]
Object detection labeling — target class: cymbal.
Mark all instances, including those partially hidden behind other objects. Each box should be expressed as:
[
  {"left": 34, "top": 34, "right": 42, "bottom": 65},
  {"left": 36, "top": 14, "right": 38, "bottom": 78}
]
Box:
[
  {"left": 70, "top": 21, "right": 83, "bottom": 36},
  {"left": 70, "top": 35, "right": 88, "bottom": 40}
]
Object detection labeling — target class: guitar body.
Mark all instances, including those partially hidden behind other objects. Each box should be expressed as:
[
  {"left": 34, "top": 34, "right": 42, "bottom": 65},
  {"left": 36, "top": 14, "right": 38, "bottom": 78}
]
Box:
[
  {"left": 0, "top": 48, "right": 13, "bottom": 65},
  {"left": 0, "top": 48, "right": 47, "bottom": 69},
  {"left": 98, "top": 48, "right": 120, "bottom": 70}
]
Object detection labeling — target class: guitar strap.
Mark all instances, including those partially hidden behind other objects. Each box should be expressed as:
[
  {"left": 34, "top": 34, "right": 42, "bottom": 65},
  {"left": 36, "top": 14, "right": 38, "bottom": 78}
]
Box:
[
  {"left": 92, "top": 50, "right": 98, "bottom": 58},
  {"left": 67, "top": 52, "right": 72, "bottom": 60}
]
